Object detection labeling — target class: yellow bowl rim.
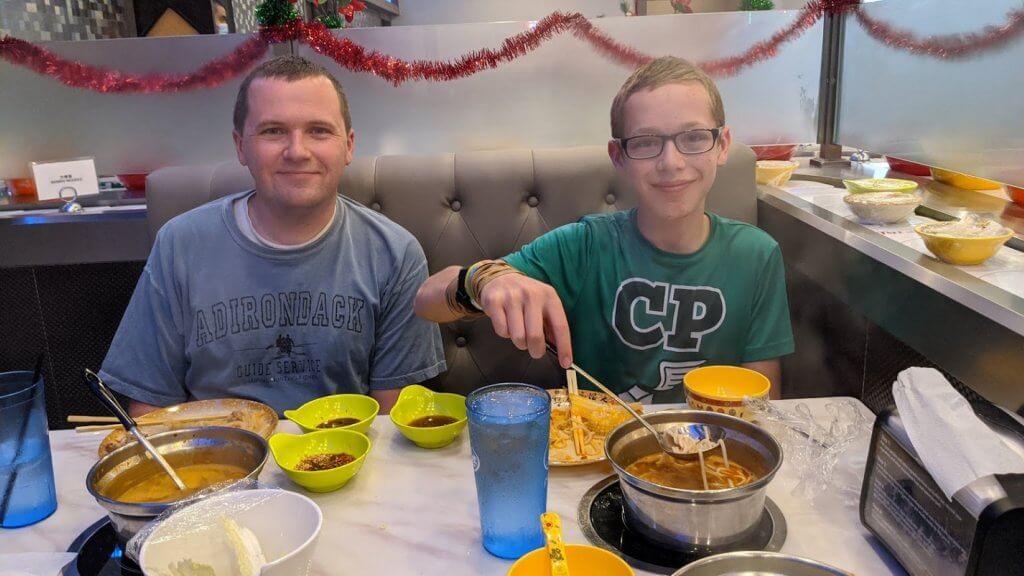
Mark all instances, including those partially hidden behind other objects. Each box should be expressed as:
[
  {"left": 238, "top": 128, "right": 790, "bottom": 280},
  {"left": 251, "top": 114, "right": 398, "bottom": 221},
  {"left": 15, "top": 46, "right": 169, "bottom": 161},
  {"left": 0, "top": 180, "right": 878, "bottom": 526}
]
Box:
[
  {"left": 269, "top": 428, "right": 371, "bottom": 476},
  {"left": 913, "top": 223, "right": 1014, "bottom": 242},
  {"left": 683, "top": 366, "right": 771, "bottom": 401},
  {"left": 508, "top": 544, "right": 634, "bottom": 575}
]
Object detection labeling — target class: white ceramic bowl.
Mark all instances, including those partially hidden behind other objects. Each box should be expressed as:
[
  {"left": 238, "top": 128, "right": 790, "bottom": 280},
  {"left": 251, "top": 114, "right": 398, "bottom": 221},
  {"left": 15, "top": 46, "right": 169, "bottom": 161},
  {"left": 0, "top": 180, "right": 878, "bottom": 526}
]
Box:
[
  {"left": 843, "top": 192, "right": 921, "bottom": 224},
  {"left": 139, "top": 489, "right": 322, "bottom": 576}
]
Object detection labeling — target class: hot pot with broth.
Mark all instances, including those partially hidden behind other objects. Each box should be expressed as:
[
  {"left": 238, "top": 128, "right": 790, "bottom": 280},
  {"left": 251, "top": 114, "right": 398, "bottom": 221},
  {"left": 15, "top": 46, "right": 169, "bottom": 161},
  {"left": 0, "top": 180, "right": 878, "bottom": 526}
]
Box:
[{"left": 605, "top": 410, "right": 783, "bottom": 549}]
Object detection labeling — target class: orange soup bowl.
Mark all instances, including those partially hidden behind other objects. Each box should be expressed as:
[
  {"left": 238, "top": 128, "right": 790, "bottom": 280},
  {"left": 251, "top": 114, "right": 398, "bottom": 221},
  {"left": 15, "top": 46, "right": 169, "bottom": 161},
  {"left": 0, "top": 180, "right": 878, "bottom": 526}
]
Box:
[
  {"left": 683, "top": 366, "right": 770, "bottom": 420},
  {"left": 507, "top": 544, "right": 634, "bottom": 576}
]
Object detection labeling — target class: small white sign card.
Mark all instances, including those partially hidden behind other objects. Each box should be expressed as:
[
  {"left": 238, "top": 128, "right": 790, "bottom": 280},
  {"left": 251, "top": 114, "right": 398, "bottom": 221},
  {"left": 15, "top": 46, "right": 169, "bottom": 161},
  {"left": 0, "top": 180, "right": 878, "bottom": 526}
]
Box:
[{"left": 30, "top": 157, "right": 100, "bottom": 202}]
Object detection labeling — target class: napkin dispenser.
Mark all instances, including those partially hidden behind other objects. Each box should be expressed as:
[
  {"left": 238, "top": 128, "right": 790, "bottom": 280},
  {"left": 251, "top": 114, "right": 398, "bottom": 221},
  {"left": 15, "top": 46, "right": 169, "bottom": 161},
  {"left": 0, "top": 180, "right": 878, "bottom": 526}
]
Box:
[{"left": 860, "top": 400, "right": 1024, "bottom": 576}]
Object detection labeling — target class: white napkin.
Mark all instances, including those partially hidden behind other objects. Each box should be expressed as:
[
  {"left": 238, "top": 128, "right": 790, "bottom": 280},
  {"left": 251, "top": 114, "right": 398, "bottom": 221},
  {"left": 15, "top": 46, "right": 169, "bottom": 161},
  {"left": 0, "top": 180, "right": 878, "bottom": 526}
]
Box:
[
  {"left": 893, "top": 367, "right": 1024, "bottom": 499},
  {"left": 0, "top": 553, "right": 76, "bottom": 576}
]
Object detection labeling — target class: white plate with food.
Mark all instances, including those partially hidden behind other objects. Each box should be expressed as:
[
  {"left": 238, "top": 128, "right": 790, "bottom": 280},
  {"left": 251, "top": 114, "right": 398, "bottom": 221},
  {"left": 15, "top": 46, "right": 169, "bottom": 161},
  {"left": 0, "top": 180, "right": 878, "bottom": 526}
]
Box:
[
  {"left": 548, "top": 389, "right": 641, "bottom": 466},
  {"left": 97, "top": 398, "right": 278, "bottom": 457}
]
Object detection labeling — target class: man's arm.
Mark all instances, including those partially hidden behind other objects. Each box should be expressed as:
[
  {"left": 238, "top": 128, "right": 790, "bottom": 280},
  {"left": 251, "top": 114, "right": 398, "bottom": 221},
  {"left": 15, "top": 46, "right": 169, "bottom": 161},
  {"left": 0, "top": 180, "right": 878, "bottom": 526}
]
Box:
[
  {"left": 128, "top": 400, "right": 162, "bottom": 418},
  {"left": 413, "top": 265, "right": 462, "bottom": 323},
  {"left": 371, "top": 388, "right": 401, "bottom": 415},
  {"left": 741, "top": 358, "right": 782, "bottom": 400}
]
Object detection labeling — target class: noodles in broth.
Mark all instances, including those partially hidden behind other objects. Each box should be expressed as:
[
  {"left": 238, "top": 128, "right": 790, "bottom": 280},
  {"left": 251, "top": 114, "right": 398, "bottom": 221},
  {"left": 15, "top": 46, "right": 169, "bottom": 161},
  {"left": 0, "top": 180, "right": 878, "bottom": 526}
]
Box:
[{"left": 625, "top": 452, "right": 757, "bottom": 490}]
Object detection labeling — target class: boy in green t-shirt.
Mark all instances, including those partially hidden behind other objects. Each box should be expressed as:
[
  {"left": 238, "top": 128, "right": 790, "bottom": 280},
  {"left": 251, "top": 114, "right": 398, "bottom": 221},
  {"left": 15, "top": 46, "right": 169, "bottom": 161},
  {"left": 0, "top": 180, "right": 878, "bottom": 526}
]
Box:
[{"left": 414, "top": 56, "right": 794, "bottom": 402}]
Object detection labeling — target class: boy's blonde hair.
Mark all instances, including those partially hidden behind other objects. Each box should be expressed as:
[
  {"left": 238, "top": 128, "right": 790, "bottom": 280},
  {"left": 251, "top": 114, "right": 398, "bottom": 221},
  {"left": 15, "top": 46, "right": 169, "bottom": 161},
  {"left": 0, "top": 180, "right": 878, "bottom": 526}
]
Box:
[{"left": 610, "top": 56, "right": 725, "bottom": 138}]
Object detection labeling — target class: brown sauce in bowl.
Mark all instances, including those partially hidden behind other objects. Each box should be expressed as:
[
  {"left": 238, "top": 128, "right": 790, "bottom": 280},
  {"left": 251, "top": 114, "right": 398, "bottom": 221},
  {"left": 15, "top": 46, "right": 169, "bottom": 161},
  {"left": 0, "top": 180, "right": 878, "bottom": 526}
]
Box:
[
  {"left": 408, "top": 415, "right": 459, "bottom": 428},
  {"left": 317, "top": 417, "right": 361, "bottom": 429}
]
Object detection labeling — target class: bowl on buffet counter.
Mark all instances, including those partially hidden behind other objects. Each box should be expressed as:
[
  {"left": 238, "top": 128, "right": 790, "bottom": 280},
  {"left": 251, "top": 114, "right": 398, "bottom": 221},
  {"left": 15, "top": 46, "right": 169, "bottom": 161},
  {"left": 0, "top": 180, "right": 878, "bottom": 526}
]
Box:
[
  {"left": 755, "top": 160, "right": 799, "bottom": 186},
  {"left": 751, "top": 144, "right": 797, "bottom": 162},
  {"left": 7, "top": 177, "right": 36, "bottom": 197},
  {"left": 1009, "top": 185, "right": 1024, "bottom": 207},
  {"left": 86, "top": 427, "right": 269, "bottom": 545},
  {"left": 914, "top": 216, "right": 1014, "bottom": 266},
  {"left": 116, "top": 173, "right": 149, "bottom": 192},
  {"left": 930, "top": 167, "right": 1002, "bottom": 190},
  {"left": 606, "top": 410, "right": 783, "bottom": 549},
  {"left": 885, "top": 156, "right": 931, "bottom": 177},
  {"left": 843, "top": 178, "right": 918, "bottom": 194},
  {"left": 843, "top": 192, "right": 921, "bottom": 224}
]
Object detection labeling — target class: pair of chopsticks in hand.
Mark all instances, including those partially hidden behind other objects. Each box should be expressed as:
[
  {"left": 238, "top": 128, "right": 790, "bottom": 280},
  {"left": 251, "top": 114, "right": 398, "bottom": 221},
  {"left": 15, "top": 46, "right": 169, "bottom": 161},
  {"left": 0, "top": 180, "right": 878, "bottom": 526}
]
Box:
[{"left": 565, "top": 370, "right": 588, "bottom": 458}]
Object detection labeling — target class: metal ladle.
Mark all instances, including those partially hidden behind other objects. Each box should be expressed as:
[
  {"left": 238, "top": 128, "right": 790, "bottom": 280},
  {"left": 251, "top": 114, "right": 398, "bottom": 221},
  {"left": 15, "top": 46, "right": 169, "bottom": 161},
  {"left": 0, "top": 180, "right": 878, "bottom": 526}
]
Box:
[
  {"left": 83, "top": 369, "right": 187, "bottom": 492},
  {"left": 545, "top": 344, "right": 725, "bottom": 461}
]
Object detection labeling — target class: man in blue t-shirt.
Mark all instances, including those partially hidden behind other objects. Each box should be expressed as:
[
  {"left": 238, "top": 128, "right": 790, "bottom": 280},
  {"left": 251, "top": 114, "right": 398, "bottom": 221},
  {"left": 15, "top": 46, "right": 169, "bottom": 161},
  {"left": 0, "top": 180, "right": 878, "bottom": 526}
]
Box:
[{"left": 100, "top": 56, "right": 445, "bottom": 416}]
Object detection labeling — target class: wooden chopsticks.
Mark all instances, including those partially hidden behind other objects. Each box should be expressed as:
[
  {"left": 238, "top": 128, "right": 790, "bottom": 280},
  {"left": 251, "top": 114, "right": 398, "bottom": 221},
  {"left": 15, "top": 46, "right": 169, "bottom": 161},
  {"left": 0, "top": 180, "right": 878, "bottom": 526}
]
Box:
[
  {"left": 566, "top": 369, "right": 587, "bottom": 458},
  {"left": 71, "top": 413, "right": 231, "bottom": 433}
]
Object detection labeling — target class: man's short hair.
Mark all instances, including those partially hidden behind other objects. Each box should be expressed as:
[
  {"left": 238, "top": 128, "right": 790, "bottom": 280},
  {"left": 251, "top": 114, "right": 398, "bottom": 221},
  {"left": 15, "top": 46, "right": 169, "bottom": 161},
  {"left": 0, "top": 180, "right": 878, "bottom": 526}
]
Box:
[
  {"left": 610, "top": 56, "right": 725, "bottom": 138},
  {"left": 233, "top": 55, "right": 352, "bottom": 134}
]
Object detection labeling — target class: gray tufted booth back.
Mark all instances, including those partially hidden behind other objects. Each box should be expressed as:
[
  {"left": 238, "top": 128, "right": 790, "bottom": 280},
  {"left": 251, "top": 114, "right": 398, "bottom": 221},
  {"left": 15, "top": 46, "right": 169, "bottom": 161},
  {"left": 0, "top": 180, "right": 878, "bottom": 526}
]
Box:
[{"left": 146, "top": 144, "right": 757, "bottom": 395}]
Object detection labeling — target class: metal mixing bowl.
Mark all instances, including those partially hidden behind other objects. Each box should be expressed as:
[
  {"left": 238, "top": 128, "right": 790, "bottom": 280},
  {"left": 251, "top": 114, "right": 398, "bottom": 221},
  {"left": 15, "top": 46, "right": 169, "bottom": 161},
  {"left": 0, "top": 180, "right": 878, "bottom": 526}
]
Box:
[{"left": 85, "top": 426, "right": 268, "bottom": 544}]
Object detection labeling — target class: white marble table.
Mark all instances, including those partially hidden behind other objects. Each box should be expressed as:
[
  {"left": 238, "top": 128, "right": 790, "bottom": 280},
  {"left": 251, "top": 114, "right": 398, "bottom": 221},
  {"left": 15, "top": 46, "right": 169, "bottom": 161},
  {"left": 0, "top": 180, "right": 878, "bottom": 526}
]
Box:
[{"left": 1, "top": 397, "right": 908, "bottom": 575}]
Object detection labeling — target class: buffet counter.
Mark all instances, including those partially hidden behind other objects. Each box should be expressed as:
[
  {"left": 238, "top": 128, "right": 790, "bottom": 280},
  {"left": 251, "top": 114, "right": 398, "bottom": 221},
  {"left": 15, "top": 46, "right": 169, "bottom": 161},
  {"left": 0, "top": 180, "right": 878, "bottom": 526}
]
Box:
[
  {"left": 759, "top": 161, "right": 1024, "bottom": 411},
  {"left": 0, "top": 397, "right": 904, "bottom": 576}
]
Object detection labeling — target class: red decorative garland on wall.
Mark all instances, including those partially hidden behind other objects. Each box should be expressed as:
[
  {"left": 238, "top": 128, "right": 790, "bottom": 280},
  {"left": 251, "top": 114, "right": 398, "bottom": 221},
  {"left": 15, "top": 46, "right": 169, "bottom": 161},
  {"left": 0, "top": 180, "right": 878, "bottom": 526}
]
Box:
[
  {"left": 0, "top": 0, "right": 1022, "bottom": 93},
  {"left": 853, "top": 4, "right": 1024, "bottom": 60}
]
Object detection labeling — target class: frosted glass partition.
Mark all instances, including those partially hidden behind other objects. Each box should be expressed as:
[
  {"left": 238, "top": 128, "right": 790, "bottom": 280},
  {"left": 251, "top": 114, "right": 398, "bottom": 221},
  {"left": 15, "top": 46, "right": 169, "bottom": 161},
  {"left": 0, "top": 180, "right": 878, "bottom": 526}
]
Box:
[
  {"left": 0, "top": 11, "right": 821, "bottom": 177},
  {"left": 297, "top": 12, "right": 822, "bottom": 156},
  {"left": 838, "top": 0, "right": 1024, "bottom": 187},
  {"left": 0, "top": 34, "right": 273, "bottom": 177}
]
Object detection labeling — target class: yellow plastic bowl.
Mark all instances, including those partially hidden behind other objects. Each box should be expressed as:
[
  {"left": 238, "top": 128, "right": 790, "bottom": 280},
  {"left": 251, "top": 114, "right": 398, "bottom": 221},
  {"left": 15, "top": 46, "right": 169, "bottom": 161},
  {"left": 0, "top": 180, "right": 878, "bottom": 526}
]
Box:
[
  {"left": 683, "top": 366, "right": 770, "bottom": 421},
  {"left": 507, "top": 544, "right": 634, "bottom": 576},
  {"left": 755, "top": 160, "right": 799, "bottom": 186},
  {"left": 843, "top": 178, "right": 918, "bottom": 194},
  {"left": 389, "top": 385, "right": 468, "bottom": 449},
  {"left": 283, "top": 394, "right": 379, "bottom": 434},
  {"left": 914, "top": 224, "right": 1013, "bottom": 266},
  {"left": 269, "top": 429, "right": 371, "bottom": 492},
  {"left": 931, "top": 168, "right": 1002, "bottom": 190}
]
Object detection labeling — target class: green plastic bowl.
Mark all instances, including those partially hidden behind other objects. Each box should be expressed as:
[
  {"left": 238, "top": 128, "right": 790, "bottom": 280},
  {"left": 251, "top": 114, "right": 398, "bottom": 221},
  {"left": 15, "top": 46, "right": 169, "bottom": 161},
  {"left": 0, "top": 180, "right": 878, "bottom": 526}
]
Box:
[
  {"left": 269, "top": 429, "right": 371, "bottom": 492},
  {"left": 283, "top": 394, "right": 379, "bottom": 434},
  {"left": 389, "top": 385, "right": 468, "bottom": 449}
]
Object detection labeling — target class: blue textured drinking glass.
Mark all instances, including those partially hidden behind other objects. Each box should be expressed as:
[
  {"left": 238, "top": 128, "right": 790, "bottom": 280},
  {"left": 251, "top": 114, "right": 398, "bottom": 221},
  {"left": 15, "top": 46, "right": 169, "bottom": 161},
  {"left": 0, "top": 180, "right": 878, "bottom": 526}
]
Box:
[
  {"left": 0, "top": 371, "right": 58, "bottom": 528},
  {"left": 466, "top": 382, "right": 551, "bottom": 559}
]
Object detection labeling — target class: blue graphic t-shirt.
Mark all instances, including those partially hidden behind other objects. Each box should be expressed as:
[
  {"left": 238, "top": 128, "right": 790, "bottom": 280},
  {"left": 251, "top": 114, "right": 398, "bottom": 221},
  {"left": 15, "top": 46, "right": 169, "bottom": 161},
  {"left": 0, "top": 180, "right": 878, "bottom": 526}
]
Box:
[{"left": 100, "top": 191, "right": 446, "bottom": 414}]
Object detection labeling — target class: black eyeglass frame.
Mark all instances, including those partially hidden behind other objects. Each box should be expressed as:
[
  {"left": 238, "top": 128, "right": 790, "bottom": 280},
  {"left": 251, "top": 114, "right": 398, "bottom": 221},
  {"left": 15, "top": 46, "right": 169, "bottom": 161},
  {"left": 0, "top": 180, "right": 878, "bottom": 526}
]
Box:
[{"left": 615, "top": 127, "right": 723, "bottom": 160}]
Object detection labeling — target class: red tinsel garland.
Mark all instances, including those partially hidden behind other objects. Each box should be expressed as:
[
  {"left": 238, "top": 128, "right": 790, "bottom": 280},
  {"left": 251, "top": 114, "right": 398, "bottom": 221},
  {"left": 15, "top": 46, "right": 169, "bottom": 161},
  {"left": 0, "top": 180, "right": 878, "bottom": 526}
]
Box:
[
  {"left": 853, "top": 4, "right": 1024, "bottom": 59},
  {"left": 0, "top": 1, "right": 1022, "bottom": 93},
  {"left": 701, "top": 0, "right": 859, "bottom": 76},
  {"left": 0, "top": 34, "right": 269, "bottom": 92},
  {"left": 300, "top": 12, "right": 591, "bottom": 85}
]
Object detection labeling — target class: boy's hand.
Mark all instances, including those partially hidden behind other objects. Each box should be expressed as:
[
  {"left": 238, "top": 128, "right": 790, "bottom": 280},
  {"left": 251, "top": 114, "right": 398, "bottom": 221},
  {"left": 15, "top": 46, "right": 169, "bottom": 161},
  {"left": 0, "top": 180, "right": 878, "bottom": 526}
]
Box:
[{"left": 478, "top": 274, "right": 573, "bottom": 369}]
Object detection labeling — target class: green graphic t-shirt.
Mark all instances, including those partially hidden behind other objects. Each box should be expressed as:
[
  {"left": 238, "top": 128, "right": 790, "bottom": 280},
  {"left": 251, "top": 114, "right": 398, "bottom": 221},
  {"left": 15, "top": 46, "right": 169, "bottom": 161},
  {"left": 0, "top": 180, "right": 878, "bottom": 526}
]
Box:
[{"left": 503, "top": 210, "right": 794, "bottom": 403}]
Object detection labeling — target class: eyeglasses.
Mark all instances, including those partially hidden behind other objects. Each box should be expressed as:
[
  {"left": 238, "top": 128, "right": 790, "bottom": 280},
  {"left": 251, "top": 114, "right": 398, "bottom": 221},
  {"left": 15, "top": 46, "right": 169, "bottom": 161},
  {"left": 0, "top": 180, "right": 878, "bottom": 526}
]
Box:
[{"left": 616, "top": 128, "right": 722, "bottom": 160}]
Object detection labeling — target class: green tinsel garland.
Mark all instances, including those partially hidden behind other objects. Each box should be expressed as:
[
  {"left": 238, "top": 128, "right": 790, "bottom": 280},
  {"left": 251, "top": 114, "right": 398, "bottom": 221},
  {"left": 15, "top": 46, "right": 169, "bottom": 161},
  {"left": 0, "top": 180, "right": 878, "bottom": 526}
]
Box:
[
  {"left": 742, "top": 0, "right": 775, "bottom": 10},
  {"left": 317, "top": 14, "right": 344, "bottom": 29},
  {"left": 255, "top": 0, "right": 300, "bottom": 26}
]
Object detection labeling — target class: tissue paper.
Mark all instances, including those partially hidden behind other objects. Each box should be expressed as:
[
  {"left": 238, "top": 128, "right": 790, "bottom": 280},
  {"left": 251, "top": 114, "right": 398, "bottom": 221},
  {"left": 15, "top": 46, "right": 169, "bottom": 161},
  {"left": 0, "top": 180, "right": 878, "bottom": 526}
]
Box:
[{"left": 892, "top": 367, "right": 1024, "bottom": 499}]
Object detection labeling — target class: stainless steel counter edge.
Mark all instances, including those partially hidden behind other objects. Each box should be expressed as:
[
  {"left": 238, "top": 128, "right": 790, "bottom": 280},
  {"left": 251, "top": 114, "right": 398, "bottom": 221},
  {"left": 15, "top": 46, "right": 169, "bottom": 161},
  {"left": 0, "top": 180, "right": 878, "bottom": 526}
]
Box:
[{"left": 759, "top": 185, "right": 1024, "bottom": 338}]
